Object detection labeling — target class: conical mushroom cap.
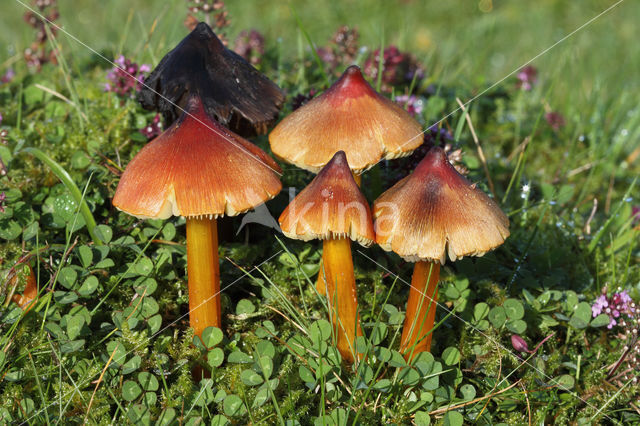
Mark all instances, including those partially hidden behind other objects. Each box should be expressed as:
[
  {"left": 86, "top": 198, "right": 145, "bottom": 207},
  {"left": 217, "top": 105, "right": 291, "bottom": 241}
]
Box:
[
  {"left": 373, "top": 147, "right": 509, "bottom": 263},
  {"left": 138, "top": 22, "right": 284, "bottom": 136},
  {"left": 279, "top": 151, "right": 375, "bottom": 246},
  {"left": 113, "top": 96, "right": 282, "bottom": 219},
  {"left": 269, "top": 65, "right": 423, "bottom": 174}
]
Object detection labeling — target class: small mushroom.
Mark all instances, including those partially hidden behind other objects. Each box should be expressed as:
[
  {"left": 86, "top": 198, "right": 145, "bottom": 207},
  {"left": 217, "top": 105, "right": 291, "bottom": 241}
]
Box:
[
  {"left": 373, "top": 147, "right": 509, "bottom": 360},
  {"left": 279, "top": 151, "right": 374, "bottom": 363},
  {"left": 139, "top": 22, "right": 284, "bottom": 136},
  {"left": 269, "top": 65, "right": 423, "bottom": 183},
  {"left": 113, "top": 95, "right": 282, "bottom": 340}
]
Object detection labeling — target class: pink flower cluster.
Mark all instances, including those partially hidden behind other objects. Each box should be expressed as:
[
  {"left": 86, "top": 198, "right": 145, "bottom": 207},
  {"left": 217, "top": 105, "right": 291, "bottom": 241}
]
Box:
[
  {"left": 394, "top": 94, "right": 423, "bottom": 117},
  {"left": 140, "top": 114, "right": 163, "bottom": 140},
  {"left": 516, "top": 65, "right": 538, "bottom": 91},
  {"left": 104, "top": 55, "right": 151, "bottom": 97},
  {"left": 363, "top": 45, "right": 424, "bottom": 92},
  {"left": 592, "top": 289, "right": 635, "bottom": 329}
]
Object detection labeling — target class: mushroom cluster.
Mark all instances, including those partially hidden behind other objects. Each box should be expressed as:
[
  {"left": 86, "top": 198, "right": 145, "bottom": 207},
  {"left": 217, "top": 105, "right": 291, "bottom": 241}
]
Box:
[{"left": 113, "top": 23, "right": 510, "bottom": 372}]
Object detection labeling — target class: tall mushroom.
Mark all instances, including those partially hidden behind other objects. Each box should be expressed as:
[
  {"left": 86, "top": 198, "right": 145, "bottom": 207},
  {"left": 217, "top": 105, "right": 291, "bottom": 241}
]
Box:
[
  {"left": 279, "top": 151, "right": 374, "bottom": 363},
  {"left": 373, "top": 147, "right": 509, "bottom": 359},
  {"left": 139, "top": 22, "right": 284, "bottom": 136},
  {"left": 270, "top": 65, "right": 422, "bottom": 293},
  {"left": 113, "top": 95, "right": 282, "bottom": 339}
]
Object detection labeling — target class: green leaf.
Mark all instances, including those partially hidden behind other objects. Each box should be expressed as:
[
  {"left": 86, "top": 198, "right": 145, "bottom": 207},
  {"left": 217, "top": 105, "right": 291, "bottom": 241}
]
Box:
[
  {"left": 257, "top": 356, "right": 273, "bottom": 378},
  {"left": 137, "top": 372, "right": 159, "bottom": 391},
  {"left": 122, "top": 355, "right": 142, "bottom": 375},
  {"left": 441, "top": 347, "right": 461, "bottom": 366},
  {"left": 415, "top": 411, "right": 431, "bottom": 426},
  {"left": 503, "top": 299, "right": 524, "bottom": 320},
  {"left": 66, "top": 315, "right": 85, "bottom": 340},
  {"left": 372, "top": 378, "right": 391, "bottom": 392},
  {"left": 443, "top": 411, "right": 464, "bottom": 426},
  {"left": 236, "top": 299, "right": 256, "bottom": 315},
  {"left": 310, "top": 320, "right": 332, "bottom": 343},
  {"left": 207, "top": 348, "right": 224, "bottom": 368},
  {"left": 78, "top": 276, "right": 99, "bottom": 296},
  {"left": 569, "top": 302, "right": 592, "bottom": 329},
  {"left": 299, "top": 366, "right": 315, "bottom": 384},
  {"left": 228, "top": 351, "right": 253, "bottom": 364},
  {"left": 590, "top": 313, "right": 611, "bottom": 327},
  {"left": 241, "top": 369, "right": 264, "bottom": 386},
  {"left": 506, "top": 319, "right": 527, "bottom": 334},
  {"left": 135, "top": 257, "right": 153, "bottom": 276},
  {"left": 58, "top": 266, "right": 78, "bottom": 289},
  {"left": 211, "top": 415, "right": 230, "bottom": 426},
  {"left": 460, "top": 384, "right": 476, "bottom": 401},
  {"left": 555, "top": 374, "right": 575, "bottom": 390},
  {"left": 122, "top": 380, "right": 142, "bottom": 401},
  {"left": 473, "top": 302, "right": 490, "bottom": 321},
  {"left": 223, "top": 394, "right": 246, "bottom": 417},
  {"left": 201, "top": 327, "right": 223, "bottom": 348},
  {"left": 157, "top": 408, "right": 176, "bottom": 426},
  {"left": 488, "top": 306, "right": 507, "bottom": 328}
]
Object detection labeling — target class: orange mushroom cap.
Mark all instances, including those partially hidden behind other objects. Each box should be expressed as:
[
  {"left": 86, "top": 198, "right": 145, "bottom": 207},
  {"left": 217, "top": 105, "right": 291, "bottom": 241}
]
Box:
[
  {"left": 113, "top": 96, "right": 282, "bottom": 219},
  {"left": 373, "top": 147, "right": 509, "bottom": 263},
  {"left": 269, "top": 65, "right": 423, "bottom": 174},
  {"left": 279, "top": 151, "right": 375, "bottom": 246}
]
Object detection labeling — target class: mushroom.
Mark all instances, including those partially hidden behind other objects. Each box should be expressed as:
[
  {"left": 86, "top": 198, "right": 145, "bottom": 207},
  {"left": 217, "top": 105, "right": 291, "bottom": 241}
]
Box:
[
  {"left": 373, "top": 147, "right": 509, "bottom": 359},
  {"left": 269, "top": 65, "right": 423, "bottom": 184},
  {"left": 279, "top": 151, "right": 374, "bottom": 363},
  {"left": 139, "top": 22, "right": 284, "bottom": 137},
  {"left": 113, "top": 95, "right": 282, "bottom": 340},
  {"left": 270, "top": 65, "right": 422, "bottom": 294}
]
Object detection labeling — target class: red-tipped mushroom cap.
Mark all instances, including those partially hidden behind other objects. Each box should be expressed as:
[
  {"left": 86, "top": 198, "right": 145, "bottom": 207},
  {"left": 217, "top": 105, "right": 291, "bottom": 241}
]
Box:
[
  {"left": 373, "top": 147, "right": 509, "bottom": 263},
  {"left": 269, "top": 65, "right": 423, "bottom": 174},
  {"left": 113, "top": 96, "right": 282, "bottom": 219},
  {"left": 279, "top": 151, "right": 375, "bottom": 246}
]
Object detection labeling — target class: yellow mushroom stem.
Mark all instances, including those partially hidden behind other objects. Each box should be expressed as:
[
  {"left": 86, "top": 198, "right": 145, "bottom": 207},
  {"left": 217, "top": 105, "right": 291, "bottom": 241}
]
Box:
[
  {"left": 319, "top": 237, "right": 363, "bottom": 363},
  {"left": 400, "top": 261, "right": 440, "bottom": 360},
  {"left": 316, "top": 171, "right": 361, "bottom": 296},
  {"left": 186, "top": 217, "right": 221, "bottom": 339}
]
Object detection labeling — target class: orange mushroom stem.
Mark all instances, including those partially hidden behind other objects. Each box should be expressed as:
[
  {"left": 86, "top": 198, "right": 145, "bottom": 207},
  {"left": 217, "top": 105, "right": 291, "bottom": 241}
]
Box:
[{"left": 400, "top": 261, "right": 440, "bottom": 358}]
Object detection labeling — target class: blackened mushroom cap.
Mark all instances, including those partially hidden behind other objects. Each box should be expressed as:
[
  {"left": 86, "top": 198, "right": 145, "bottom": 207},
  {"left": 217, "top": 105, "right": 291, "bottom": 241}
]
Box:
[
  {"left": 269, "top": 65, "right": 423, "bottom": 174},
  {"left": 373, "top": 147, "right": 509, "bottom": 263},
  {"left": 279, "top": 151, "right": 375, "bottom": 246},
  {"left": 113, "top": 95, "right": 282, "bottom": 219},
  {"left": 138, "top": 22, "right": 285, "bottom": 137}
]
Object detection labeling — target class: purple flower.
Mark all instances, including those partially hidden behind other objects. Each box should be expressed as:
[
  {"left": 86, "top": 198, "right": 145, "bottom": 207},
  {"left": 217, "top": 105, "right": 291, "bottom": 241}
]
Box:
[
  {"left": 233, "top": 30, "right": 265, "bottom": 65},
  {"left": 104, "top": 55, "right": 150, "bottom": 98},
  {"left": 1, "top": 69, "right": 15, "bottom": 84},
  {"left": 0, "top": 192, "right": 6, "bottom": 213},
  {"left": 592, "top": 294, "right": 608, "bottom": 317},
  {"left": 363, "top": 45, "right": 425, "bottom": 92},
  {"left": 139, "top": 114, "right": 163, "bottom": 140},
  {"left": 394, "top": 94, "right": 423, "bottom": 117},
  {"left": 545, "top": 111, "right": 565, "bottom": 131},
  {"left": 511, "top": 335, "right": 530, "bottom": 353},
  {"left": 632, "top": 206, "right": 640, "bottom": 225},
  {"left": 516, "top": 65, "right": 537, "bottom": 91}
]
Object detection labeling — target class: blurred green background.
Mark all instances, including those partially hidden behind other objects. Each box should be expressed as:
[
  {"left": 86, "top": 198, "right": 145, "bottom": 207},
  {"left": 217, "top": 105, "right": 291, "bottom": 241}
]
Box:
[{"left": 1, "top": 0, "right": 637, "bottom": 105}]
